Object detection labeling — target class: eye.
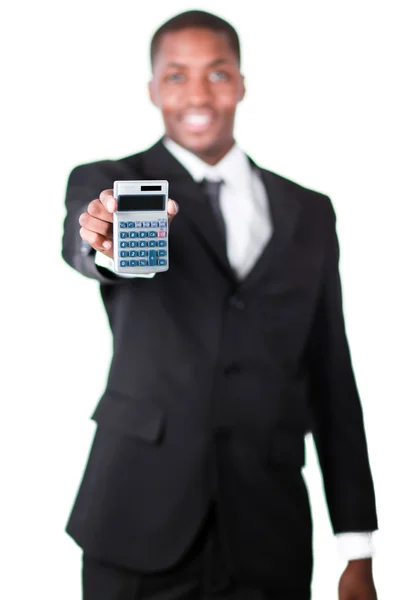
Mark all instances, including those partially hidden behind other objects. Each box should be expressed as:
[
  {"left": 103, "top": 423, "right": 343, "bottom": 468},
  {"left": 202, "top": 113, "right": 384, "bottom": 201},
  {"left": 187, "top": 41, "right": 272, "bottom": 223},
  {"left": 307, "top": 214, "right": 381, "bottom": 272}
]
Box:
[
  {"left": 208, "top": 70, "right": 229, "bottom": 83},
  {"left": 165, "top": 72, "right": 186, "bottom": 83}
]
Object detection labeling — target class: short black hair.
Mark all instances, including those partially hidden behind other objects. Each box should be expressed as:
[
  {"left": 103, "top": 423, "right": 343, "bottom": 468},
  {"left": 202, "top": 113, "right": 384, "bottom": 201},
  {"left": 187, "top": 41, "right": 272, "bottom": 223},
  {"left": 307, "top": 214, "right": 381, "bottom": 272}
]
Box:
[{"left": 150, "top": 10, "right": 241, "bottom": 69}]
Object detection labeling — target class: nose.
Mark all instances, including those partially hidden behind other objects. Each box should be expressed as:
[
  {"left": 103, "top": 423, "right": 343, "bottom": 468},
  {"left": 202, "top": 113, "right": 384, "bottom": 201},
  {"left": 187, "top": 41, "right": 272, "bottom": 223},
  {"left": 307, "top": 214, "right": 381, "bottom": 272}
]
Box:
[{"left": 187, "top": 75, "right": 212, "bottom": 105}]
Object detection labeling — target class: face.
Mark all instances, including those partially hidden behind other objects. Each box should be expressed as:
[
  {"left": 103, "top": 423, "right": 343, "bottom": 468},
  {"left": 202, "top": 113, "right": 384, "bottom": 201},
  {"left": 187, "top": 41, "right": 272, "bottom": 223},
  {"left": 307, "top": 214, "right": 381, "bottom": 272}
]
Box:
[{"left": 149, "top": 27, "right": 245, "bottom": 165}]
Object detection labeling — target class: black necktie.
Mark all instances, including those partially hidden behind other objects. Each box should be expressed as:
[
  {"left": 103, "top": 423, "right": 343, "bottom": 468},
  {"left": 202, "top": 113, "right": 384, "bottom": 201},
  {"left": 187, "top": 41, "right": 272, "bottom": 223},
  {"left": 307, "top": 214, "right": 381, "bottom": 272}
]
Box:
[{"left": 200, "top": 178, "right": 227, "bottom": 247}]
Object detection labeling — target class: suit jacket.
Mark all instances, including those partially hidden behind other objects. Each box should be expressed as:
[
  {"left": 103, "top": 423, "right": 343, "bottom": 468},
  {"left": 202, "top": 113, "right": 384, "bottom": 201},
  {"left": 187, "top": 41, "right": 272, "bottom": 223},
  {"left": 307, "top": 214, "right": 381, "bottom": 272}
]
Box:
[{"left": 62, "top": 140, "right": 378, "bottom": 592}]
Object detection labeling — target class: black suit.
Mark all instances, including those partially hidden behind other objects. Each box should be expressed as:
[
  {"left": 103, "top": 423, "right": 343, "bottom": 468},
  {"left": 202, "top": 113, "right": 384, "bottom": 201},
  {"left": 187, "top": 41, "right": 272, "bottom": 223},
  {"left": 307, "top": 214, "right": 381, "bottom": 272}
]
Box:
[{"left": 62, "top": 140, "right": 377, "bottom": 594}]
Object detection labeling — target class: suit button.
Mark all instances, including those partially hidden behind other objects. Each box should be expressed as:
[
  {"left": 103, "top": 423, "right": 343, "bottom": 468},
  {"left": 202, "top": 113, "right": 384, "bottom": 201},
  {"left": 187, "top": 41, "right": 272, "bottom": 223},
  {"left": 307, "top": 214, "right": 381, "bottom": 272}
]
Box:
[
  {"left": 228, "top": 296, "right": 245, "bottom": 310},
  {"left": 223, "top": 363, "right": 241, "bottom": 376}
]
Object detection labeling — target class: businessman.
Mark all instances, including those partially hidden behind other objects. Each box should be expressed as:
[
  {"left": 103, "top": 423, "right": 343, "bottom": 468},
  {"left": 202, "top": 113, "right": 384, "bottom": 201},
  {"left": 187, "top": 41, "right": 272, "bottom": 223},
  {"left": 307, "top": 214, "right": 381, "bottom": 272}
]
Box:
[{"left": 62, "top": 10, "right": 378, "bottom": 600}]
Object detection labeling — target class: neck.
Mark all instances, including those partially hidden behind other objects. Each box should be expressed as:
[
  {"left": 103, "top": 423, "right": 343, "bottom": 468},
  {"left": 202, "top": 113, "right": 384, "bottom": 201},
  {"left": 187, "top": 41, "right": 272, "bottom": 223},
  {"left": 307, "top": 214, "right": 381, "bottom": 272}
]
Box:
[
  {"left": 195, "top": 139, "right": 235, "bottom": 165},
  {"left": 166, "top": 137, "right": 235, "bottom": 166}
]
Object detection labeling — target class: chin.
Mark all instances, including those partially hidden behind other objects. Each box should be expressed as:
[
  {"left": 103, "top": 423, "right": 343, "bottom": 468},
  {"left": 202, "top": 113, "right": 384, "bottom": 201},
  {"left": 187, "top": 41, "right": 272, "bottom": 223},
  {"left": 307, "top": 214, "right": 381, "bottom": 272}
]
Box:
[{"left": 169, "top": 127, "right": 214, "bottom": 149}]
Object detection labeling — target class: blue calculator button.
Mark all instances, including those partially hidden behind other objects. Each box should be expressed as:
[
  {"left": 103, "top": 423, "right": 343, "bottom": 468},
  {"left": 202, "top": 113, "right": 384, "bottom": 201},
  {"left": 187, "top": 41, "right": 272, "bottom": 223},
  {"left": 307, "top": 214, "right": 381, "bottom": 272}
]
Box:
[
  {"left": 120, "top": 251, "right": 129, "bottom": 257},
  {"left": 129, "top": 241, "right": 138, "bottom": 248},
  {"left": 127, "top": 222, "right": 134, "bottom": 228},
  {"left": 129, "top": 251, "right": 138, "bottom": 257},
  {"left": 148, "top": 231, "right": 157, "bottom": 238},
  {"left": 135, "top": 221, "right": 142, "bottom": 228},
  {"left": 139, "top": 241, "right": 147, "bottom": 248},
  {"left": 143, "top": 221, "right": 151, "bottom": 228},
  {"left": 139, "top": 231, "right": 147, "bottom": 238},
  {"left": 129, "top": 231, "right": 137, "bottom": 238},
  {"left": 158, "top": 240, "right": 167, "bottom": 247},
  {"left": 151, "top": 221, "right": 158, "bottom": 227},
  {"left": 158, "top": 250, "right": 167, "bottom": 257},
  {"left": 119, "top": 222, "right": 127, "bottom": 228},
  {"left": 120, "top": 232, "right": 128, "bottom": 238},
  {"left": 148, "top": 241, "right": 156, "bottom": 247},
  {"left": 120, "top": 260, "right": 128, "bottom": 267},
  {"left": 149, "top": 250, "right": 157, "bottom": 266},
  {"left": 158, "top": 220, "right": 167, "bottom": 227},
  {"left": 158, "top": 259, "right": 167, "bottom": 266},
  {"left": 139, "top": 250, "right": 147, "bottom": 257},
  {"left": 120, "top": 241, "right": 129, "bottom": 248},
  {"left": 130, "top": 260, "right": 138, "bottom": 266},
  {"left": 139, "top": 260, "right": 148, "bottom": 267}
]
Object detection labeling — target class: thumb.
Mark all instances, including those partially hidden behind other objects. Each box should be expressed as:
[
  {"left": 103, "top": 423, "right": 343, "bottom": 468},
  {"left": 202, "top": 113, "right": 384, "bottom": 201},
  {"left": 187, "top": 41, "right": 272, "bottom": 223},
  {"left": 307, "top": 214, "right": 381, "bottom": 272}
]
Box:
[{"left": 168, "top": 199, "right": 179, "bottom": 224}]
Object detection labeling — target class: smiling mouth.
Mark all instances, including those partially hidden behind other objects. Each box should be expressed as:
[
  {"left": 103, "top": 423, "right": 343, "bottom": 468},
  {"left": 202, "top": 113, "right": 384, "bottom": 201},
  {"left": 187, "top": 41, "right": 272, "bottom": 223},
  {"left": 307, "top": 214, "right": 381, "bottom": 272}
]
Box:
[{"left": 182, "top": 113, "right": 214, "bottom": 133}]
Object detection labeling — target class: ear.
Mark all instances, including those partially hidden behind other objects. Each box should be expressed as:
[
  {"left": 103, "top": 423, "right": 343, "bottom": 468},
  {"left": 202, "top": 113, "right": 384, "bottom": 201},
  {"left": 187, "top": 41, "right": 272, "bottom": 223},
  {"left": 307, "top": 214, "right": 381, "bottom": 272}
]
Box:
[
  {"left": 148, "top": 79, "right": 160, "bottom": 108},
  {"left": 237, "top": 74, "right": 246, "bottom": 102}
]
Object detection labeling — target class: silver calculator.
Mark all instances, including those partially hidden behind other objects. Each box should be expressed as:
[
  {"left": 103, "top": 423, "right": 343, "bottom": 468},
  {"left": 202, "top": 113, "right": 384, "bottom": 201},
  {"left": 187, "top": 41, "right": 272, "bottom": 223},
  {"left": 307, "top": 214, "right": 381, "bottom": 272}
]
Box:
[{"left": 113, "top": 180, "right": 169, "bottom": 274}]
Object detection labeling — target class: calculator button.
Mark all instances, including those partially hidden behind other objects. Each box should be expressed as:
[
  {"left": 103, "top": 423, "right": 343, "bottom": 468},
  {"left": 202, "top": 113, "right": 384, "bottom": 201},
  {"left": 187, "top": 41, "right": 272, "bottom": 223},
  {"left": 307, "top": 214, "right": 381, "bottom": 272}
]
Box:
[
  {"left": 129, "top": 231, "right": 138, "bottom": 238},
  {"left": 120, "top": 260, "right": 128, "bottom": 267},
  {"left": 120, "top": 241, "right": 129, "bottom": 248},
  {"left": 158, "top": 240, "right": 167, "bottom": 247},
  {"left": 158, "top": 230, "right": 166, "bottom": 238},
  {"left": 139, "top": 241, "right": 147, "bottom": 248},
  {"left": 120, "top": 232, "right": 129, "bottom": 238},
  {"left": 139, "top": 260, "right": 148, "bottom": 266},
  {"left": 129, "top": 251, "right": 138, "bottom": 257},
  {"left": 143, "top": 221, "right": 151, "bottom": 228},
  {"left": 148, "top": 231, "right": 157, "bottom": 238},
  {"left": 139, "top": 231, "right": 147, "bottom": 238},
  {"left": 130, "top": 260, "right": 138, "bottom": 267},
  {"left": 127, "top": 222, "right": 134, "bottom": 228},
  {"left": 129, "top": 241, "right": 138, "bottom": 248},
  {"left": 119, "top": 222, "right": 127, "bottom": 228},
  {"left": 158, "top": 259, "right": 167, "bottom": 266},
  {"left": 158, "top": 220, "right": 167, "bottom": 227},
  {"left": 151, "top": 221, "right": 158, "bottom": 228},
  {"left": 139, "top": 250, "right": 148, "bottom": 257},
  {"left": 149, "top": 250, "right": 157, "bottom": 266},
  {"left": 158, "top": 250, "right": 167, "bottom": 257},
  {"left": 148, "top": 241, "right": 156, "bottom": 247},
  {"left": 120, "top": 251, "right": 129, "bottom": 257},
  {"left": 135, "top": 221, "right": 142, "bottom": 228}
]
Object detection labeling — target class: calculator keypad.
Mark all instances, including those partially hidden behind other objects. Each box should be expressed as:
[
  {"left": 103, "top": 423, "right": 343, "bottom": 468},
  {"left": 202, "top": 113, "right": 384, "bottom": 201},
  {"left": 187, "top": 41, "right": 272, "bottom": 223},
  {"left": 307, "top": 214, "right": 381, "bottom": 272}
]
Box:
[{"left": 117, "top": 219, "right": 168, "bottom": 270}]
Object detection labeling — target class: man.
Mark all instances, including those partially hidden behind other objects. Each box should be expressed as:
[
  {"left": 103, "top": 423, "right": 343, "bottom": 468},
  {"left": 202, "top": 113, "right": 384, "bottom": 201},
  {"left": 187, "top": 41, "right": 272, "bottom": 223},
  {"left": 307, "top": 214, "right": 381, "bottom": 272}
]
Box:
[{"left": 62, "top": 10, "right": 378, "bottom": 600}]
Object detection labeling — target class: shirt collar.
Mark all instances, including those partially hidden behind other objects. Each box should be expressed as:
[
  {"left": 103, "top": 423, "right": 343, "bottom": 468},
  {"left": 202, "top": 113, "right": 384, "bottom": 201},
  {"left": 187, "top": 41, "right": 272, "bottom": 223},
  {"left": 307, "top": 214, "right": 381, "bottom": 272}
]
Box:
[{"left": 163, "top": 137, "right": 252, "bottom": 188}]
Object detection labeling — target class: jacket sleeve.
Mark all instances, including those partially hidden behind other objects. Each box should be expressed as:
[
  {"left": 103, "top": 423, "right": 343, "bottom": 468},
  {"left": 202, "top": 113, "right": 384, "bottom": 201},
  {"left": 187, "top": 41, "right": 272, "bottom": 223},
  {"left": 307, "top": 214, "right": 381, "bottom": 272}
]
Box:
[
  {"left": 307, "top": 198, "right": 378, "bottom": 534},
  {"left": 61, "top": 163, "right": 123, "bottom": 284}
]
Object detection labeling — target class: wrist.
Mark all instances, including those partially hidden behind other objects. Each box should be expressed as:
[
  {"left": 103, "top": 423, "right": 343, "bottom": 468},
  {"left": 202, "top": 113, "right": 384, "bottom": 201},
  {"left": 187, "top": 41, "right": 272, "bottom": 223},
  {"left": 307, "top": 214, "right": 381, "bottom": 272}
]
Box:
[{"left": 346, "top": 558, "right": 373, "bottom": 575}]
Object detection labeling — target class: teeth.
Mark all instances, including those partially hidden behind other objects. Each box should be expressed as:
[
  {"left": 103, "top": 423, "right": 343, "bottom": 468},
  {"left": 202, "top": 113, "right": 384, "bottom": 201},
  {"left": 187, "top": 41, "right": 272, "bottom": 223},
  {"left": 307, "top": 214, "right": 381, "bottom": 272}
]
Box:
[{"left": 184, "top": 114, "right": 211, "bottom": 126}]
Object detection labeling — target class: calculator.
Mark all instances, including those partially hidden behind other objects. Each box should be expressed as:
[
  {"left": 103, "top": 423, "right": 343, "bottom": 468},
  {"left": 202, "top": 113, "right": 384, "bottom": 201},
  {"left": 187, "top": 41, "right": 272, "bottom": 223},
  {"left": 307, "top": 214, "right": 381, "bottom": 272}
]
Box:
[{"left": 113, "top": 180, "right": 169, "bottom": 274}]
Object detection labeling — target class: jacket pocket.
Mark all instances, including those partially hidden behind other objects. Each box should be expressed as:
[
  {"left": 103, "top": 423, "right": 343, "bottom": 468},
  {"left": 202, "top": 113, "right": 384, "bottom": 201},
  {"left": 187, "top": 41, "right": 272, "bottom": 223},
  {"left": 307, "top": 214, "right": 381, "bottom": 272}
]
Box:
[{"left": 91, "top": 390, "right": 165, "bottom": 443}]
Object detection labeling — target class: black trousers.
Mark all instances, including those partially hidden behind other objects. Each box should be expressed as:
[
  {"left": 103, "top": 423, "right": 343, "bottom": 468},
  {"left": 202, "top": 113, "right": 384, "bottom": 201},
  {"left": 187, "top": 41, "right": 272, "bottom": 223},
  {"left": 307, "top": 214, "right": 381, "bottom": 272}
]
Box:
[{"left": 82, "top": 507, "right": 310, "bottom": 600}]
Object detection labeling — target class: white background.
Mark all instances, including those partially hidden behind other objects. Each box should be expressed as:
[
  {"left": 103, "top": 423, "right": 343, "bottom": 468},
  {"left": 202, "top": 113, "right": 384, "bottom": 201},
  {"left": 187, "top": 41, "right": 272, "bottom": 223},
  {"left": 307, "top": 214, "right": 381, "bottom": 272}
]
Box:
[{"left": 1, "top": 1, "right": 404, "bottom": 598}]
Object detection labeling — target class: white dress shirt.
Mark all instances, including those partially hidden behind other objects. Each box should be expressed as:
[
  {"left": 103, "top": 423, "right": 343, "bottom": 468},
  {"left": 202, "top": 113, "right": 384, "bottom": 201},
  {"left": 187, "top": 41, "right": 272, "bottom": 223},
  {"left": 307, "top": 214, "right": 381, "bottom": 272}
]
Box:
[
  {"left": 95, "top": 138, "right": 375, "bottom": 560},
  {"left": 163, "top": 138, "right": 272, "bottom": 279}
]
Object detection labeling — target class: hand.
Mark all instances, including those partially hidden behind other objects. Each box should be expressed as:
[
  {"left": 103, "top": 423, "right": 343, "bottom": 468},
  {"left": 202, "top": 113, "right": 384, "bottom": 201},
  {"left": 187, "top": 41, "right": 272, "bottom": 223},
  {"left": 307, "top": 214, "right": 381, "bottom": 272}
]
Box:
[
  {"left": 79, "top": 189, "right": 179, "bottom": 259},
  {"left": 339, "top": 559, "right": 377, "bottom": 600}
]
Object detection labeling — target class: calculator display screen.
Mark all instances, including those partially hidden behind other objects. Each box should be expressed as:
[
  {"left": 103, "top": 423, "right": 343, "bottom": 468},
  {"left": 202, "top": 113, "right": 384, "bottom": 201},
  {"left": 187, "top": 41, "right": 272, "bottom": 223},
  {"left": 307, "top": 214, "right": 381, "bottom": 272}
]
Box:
[{"left": 117, "top": 194, "right": 165, "bottom": 211}]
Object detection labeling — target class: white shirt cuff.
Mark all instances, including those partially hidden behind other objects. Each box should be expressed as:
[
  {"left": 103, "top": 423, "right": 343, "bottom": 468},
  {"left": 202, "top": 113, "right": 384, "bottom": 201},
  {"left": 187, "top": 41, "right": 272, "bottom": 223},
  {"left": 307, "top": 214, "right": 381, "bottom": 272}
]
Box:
[
  {"left": 95, "top": 251, "right": 156, "bottom": 279},
  {"left": 336, "top": 532, "right": 375, "bottom": 560}
]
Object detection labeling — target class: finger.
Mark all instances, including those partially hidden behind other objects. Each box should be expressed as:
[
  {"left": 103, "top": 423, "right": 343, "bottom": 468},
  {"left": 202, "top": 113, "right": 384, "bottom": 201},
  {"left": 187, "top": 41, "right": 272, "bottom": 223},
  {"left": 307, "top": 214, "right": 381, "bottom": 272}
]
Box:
[
  {"left": 167, "top": 199, "right": 179, "bottom": 226},
  {"left": 99, "top": 189, "right": 117, "bottom": 213},
  {"left": 80, "top": 227, "right": 114, "bottom": 258},
  {"left": 87, "top": 198, "right": 114, "bottom": 223},
  {"left": 79, "top": 212, "right": 113, "bottom": 239}
]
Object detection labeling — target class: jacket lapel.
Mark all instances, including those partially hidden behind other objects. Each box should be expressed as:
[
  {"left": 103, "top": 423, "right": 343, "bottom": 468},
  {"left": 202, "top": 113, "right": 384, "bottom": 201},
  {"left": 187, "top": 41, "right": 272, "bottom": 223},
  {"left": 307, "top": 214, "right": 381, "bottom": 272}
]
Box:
[
  {"left": 138, "top": 140, "right": 235, "bottom": 278},
  {"left": 240, "top": 164, "right": 302, "bottom": 290}
]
